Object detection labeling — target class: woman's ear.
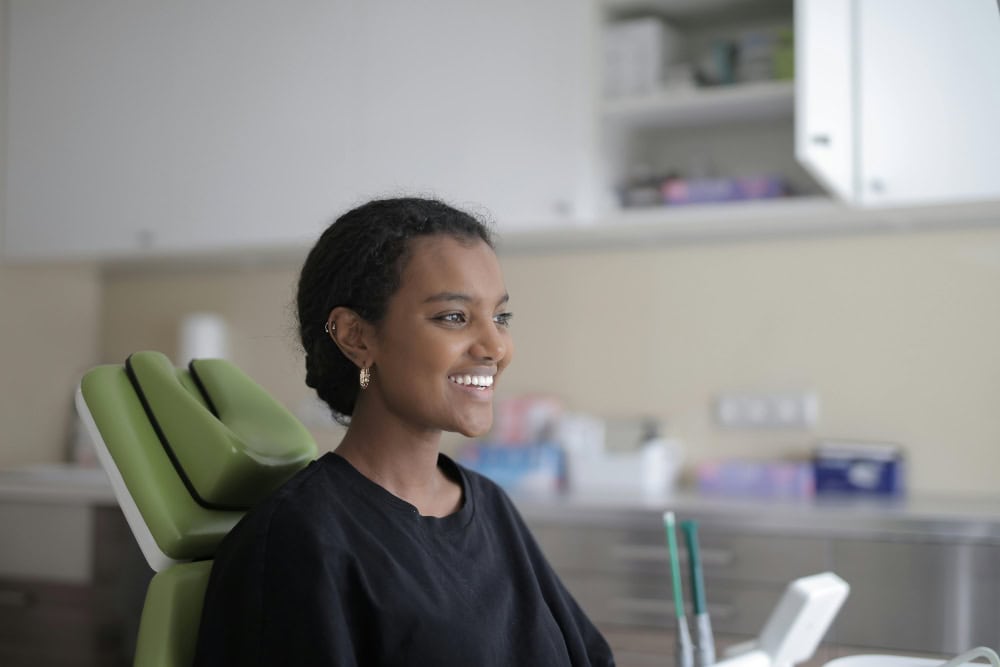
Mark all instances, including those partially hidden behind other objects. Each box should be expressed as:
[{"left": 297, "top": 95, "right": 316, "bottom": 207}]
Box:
[{"left": 326, "top": 307, "right": 374, "bottom": 369}]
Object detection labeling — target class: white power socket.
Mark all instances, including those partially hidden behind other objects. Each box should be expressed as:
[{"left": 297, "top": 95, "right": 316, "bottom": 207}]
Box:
[{"left": 714, "top": 391, "right": 819, "bottom": 429}]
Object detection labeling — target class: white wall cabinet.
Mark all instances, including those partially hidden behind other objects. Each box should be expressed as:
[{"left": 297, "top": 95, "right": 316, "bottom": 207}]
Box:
[
  {"left": 5, "top": 0, "right": 360, "bottom": 260},
  {"left": 595, "top": 1, "right": 822, "bottom": 220},
  {"left": 796, "top": 0, "right": 1000, "bottom": 208},
  {"left": 2, "top": 0, "right": 596, "bottom": 260},
  {"left": 346, "top": 0, "right": 597, "bottom": 232}
]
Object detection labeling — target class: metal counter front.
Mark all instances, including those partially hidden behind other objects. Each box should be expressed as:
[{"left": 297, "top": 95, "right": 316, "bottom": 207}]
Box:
[{"left": 515, "top": 492, "right": 1000, "bottom": 662}]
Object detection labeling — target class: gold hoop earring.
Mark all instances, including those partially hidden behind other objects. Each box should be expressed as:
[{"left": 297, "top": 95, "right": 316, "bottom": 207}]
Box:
[{"left": 359, "top": 366, "right": 371, "bottom": 390}]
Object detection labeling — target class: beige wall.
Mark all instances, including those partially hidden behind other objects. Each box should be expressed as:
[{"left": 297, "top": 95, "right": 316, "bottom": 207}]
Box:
[
  {"left": 100, "top": 260, "right": 317, "bottom": 431},
  {"left": 0, "top": 263, "right": 102, "bottom": 465},
  {"left": 94, "top": 225, "right": 1000, "bottom": 497},
  {"left": 499, "top": 227, "right": 1000, "bottom": 497},
  {"left": 2, "top": 218, "right": 997, "bottom": 497}
]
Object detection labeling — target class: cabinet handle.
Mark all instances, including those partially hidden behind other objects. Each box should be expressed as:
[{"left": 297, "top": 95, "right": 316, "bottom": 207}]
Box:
[
  {"left": 700, "top": 548, "right": 736, "bottom": 567},
  {"left": 810, "top": 134, "right": 831, "bottom": 146},
  {"left": 552, "top": 199, "right": 573, "bottom": 217},
  {"left": 611, "top": 544, "right": 668, "bottom": 562},
  {"left": 611, "top": 545, "right": 735, "bottom": 567},
  {"left": 610, "top": 597, "right": 735, "bottom": 620}
]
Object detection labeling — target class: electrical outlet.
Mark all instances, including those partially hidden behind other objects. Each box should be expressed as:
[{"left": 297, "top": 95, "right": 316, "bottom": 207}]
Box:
[{"left": 714, "top": 391, "right": 819, "bottom": 430}]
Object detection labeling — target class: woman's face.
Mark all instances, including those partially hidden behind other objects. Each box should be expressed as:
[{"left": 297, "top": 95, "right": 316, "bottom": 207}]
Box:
[{"left": 367, "top": 235, "right": 513, "bottom": 438}]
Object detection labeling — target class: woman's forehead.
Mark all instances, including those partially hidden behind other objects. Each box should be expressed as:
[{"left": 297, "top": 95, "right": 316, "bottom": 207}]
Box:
[{"left": 399, "top": 235, "right": 505, "bottom": 298}]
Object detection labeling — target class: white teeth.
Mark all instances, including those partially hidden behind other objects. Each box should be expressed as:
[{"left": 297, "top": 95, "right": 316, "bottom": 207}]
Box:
[{"left": 449, "top": 374, "right": 494, "bottom": 388}]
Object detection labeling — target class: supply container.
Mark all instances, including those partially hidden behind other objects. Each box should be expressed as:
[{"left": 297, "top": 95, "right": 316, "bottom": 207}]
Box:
[{"left": 812, "top": 440, "right": 905, "bottom": 497}]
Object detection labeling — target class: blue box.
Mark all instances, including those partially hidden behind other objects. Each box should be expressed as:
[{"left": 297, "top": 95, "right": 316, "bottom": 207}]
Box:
[
  {"left": 813, "top": 442, "right": 905, "bottom": 497},
  {"left": 458, "top": 442, "right": 566, "bottom": 495}
]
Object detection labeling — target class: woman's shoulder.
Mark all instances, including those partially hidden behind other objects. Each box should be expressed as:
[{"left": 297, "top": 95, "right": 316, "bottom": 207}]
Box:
[{"left": 217, "top": 453, "right": 351, "bottom": 555}]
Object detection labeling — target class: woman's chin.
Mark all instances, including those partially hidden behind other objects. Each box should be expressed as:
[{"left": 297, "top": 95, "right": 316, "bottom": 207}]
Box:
[{"left": 453, "top": 418, "right": 493, "bottom": 439}]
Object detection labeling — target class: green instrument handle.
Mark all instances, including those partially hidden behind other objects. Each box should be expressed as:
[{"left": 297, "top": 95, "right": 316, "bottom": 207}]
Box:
[{"left": 681, "top": 519, "right": 707, "bottom": 615}]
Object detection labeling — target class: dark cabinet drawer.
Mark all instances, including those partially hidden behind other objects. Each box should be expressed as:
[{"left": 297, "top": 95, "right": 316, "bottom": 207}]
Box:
[
  {"left": 833, "top": 540, "right": 1000, "bottom": 654},
  {"left": 0, "top": 506, "right": 149, "bottom": 666},
  {"left": 0, "top": 578, "right": 123, "bottom": 666},
  {"left": 531, "top": 520, "right": 830, "bottom": 584},
  {"left": 559, "top": 571, "right": 789, "bottom": 637}
]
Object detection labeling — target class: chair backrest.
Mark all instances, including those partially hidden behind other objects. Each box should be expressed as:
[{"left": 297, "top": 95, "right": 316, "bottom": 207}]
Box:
[{"left": 76, "top": 351, "right": 317, "bottom": 667}]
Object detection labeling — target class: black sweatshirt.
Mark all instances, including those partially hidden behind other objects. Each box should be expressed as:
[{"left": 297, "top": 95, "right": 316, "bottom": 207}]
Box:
[{"left": 193, "top": 452, "right": 615, "bottom": 666}]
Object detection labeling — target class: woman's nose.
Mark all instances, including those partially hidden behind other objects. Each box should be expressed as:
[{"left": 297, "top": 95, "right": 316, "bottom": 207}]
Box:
[{"left": 471, "top": 321, "right": 506, "bottom": 362}]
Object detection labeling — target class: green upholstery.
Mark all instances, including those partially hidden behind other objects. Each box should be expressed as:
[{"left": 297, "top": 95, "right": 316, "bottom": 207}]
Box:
[
  {"left": 80, "top": 351, "right": 316, "bottom": 562},
  {"left": 76, "top": 351, "right": 318, "bottom": 667},
  {"left": 128, "top": 352, "right": 315, "bottom": 509},
  {"left": 133, "top": 561, "right": 214, "bottom": 667}
]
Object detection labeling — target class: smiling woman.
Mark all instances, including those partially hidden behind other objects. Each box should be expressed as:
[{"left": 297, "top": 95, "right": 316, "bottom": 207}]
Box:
[{"left": 193, "top": 198, "right": 614, "bottom": 666}]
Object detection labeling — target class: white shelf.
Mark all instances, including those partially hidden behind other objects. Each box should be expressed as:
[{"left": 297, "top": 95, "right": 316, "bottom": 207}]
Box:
[
  {"left": 602, "top": 79, "right": 794, "bottom": 129},
  {"left": 497, "top": 197, "right": 1000, "bottom": 253}
]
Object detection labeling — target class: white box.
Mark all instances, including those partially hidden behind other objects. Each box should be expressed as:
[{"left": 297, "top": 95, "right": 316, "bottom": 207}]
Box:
[{"left": 604, "top": 18, "right": 681, "bottom": 98}]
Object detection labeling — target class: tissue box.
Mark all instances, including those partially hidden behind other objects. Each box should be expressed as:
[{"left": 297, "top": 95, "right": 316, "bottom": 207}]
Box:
[
  {"left": 813, "top": 441, "right": 905, "bottom": 497},
  {"left": 490, "top": 396, "right": 563, "bottom": 445},
  {"left": 458, "top": 442, "right": 565, "bottom": 495}
]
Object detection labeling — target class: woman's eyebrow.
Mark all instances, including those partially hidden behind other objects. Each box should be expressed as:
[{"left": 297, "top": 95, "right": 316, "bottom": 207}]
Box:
[
  {"left": 423, "top": 292, "right": 510, "bottom": 306},
  {"left": 423, "top": 292, "right": 472, "bottom": 304}
]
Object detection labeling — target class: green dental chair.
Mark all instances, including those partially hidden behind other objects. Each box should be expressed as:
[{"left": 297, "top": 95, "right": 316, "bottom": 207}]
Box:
[{"left": 75, "top": 351, "right": 317, "bottom": 667}]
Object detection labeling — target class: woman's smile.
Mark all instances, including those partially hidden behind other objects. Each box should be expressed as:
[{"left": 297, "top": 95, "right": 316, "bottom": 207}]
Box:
[{"left": 448, "top": 372, "right": 496, "bottom": 399}]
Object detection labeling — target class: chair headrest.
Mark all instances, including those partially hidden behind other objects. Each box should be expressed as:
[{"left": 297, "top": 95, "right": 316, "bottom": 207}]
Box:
[
  {"left": 78, "top": 351, "right": 317, "bottom": 569},
  {"left": 125, "top": 351, "right": 315, "bottom": 508}
]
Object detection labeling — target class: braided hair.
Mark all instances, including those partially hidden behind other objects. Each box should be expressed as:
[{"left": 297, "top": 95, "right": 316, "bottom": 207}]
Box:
[{"left": 296, "top": 197, "right": 494, "bottom": 425}]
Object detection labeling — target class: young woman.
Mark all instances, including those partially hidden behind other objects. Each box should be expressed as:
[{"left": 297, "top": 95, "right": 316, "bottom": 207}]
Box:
[{"left": 194, "top": 198, "right": 614, "bottom": 666}]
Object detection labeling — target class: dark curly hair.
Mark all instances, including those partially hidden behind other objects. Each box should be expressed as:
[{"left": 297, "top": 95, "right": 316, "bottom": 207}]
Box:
[{"left": 297, "top": 197, "right": 494, "bottom": 425}]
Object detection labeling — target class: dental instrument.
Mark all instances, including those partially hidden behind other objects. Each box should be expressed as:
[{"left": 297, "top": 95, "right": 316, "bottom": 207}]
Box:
[
  {"left": 683, "top": 519, "right": 716, "bottom": 667},
  {"left": 664, "top": 511, "right": 694, "bottom": 667}
]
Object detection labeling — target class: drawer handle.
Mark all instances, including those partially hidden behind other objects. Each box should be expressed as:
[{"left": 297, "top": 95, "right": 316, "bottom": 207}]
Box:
[
  {"left": 611, "top": 545, "right": 668, "bottom": 562},
  {"left": 611, "top": 545, "right": 735, "bottom": 567},
  {"left": 701, "top": 548, "right": 736, "bottom": 567},
  {"left": 610, "top": 597, "right": 735, "bottom": 620}
]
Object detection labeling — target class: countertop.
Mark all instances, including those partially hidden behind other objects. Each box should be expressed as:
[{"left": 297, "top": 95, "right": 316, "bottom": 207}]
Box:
[
  {"left": 5, "top": 463, "right": 1000, "bottom": 543},
  {"left": 0, "top": 464, "right": 117, "bottom": 505},
  {"left": 513, "top": 489, "right": 1000, "bottom": 543}
]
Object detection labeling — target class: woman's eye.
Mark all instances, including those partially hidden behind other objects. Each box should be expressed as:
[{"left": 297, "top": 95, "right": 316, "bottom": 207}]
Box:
[
  {"left": 494, "top": 312, "right": 513, "bottom": 328},
  {"left": 437, "top": 312, "right": 467, "bottom": 325}
]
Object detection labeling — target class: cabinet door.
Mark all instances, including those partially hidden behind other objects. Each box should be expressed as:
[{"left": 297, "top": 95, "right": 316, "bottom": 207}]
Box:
[
  {"left": 795, "top": 0, "right": 856, "bottom": 203},
  {"left": 797, "top": 0, "right": 1000, "bottom": 208},
  {"left": 832, "top": 539, "right": 1000, "bottom": 654},
  {"left": 5, "top": 0, "right": 359, "bottom": 260},
  {"left": 347, "top": 0, "right": 597, "bottom": 231},
  {"left": 857, "top": 0, "right": 1000, "bottom": 207},
  {"left": 856, "top": 0, "right": 1000, "bottom": 205}
]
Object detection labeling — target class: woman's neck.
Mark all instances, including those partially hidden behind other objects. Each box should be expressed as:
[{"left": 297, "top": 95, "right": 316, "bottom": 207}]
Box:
[{"left": 334, "top": 408, "right": 461, "bottom": 517}]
